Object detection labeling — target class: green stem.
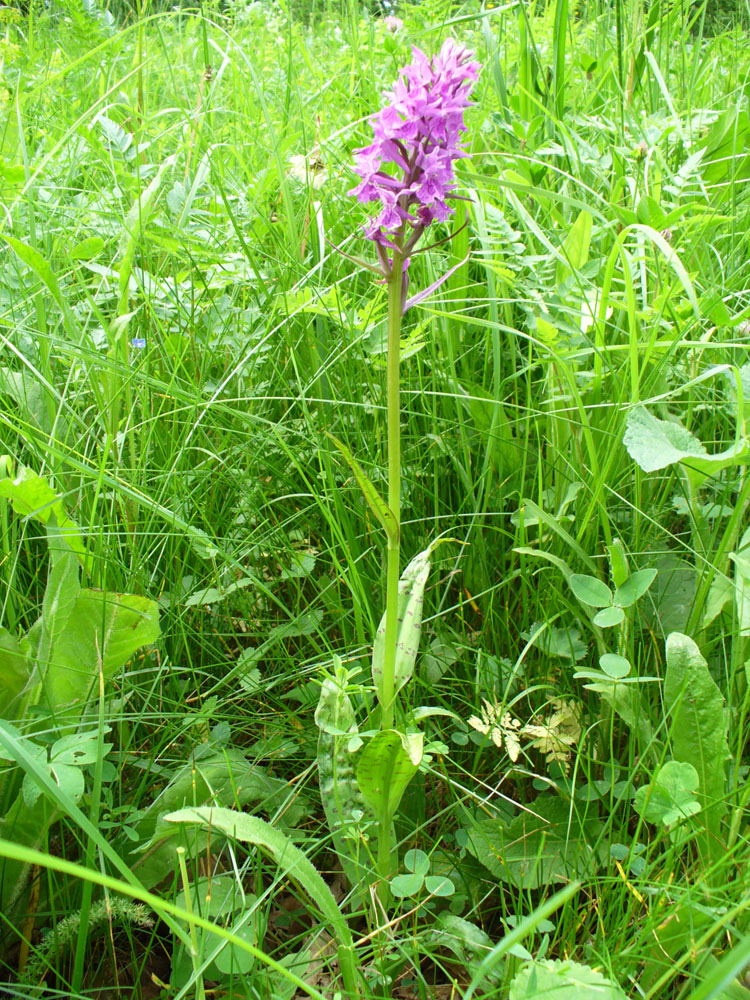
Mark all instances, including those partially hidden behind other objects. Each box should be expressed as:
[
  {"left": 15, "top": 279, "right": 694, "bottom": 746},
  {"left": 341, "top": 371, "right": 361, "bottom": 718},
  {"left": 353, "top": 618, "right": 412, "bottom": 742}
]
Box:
[
  {"left": 177, "top": 847, "right": 206, "bottom": 1000},
  {"left": 377, "top": 808, "right": 393, "bottom": 888},
  {"left": 376, "top": 249, "right": 404, "bottom": 905},
  {"left": 380, "top": 251, "right": 403, "bottom": 733}
]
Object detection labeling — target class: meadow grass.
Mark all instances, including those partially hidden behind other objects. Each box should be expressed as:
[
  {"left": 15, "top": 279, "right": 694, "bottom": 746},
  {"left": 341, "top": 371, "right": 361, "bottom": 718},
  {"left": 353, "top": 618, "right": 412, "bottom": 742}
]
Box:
[{"left": 1, "top": 0, "right": 750, "bottom": 996}]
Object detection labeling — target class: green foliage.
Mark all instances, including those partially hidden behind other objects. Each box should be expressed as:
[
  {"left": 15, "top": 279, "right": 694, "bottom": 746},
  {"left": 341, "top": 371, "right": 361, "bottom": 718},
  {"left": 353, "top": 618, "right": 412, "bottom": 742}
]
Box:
[
  {"left": 664, "top": 633, "right": 731, "bottom": 862},
  {"left": 356, "top": 728, "right": 423, "bottom": 824},
  {"left": 314, "top": 661, "right": 372, "bottom": 898},
  {"left": 0, "top": 0, "right": 750, "bottom": 993},
  {"left": 390, "top": 848, "right": 456, "bottom": 899},
  {"left": 624, "top": 404, "right": 750, "bottom": 487},
  {"left": 509, "top": 958, "right": 627, "bottom": 1000},
  {"left": 465, "top": 796, "right": 607, "bottom": 890},
  {"left": 165, "top": 806, "right": 362, "bottom": 997},
  {"left": 371, "top": 543, "right": 435, "bottom": 711},
  {"left": 633, "top": 759, "right": 702, "bottom": 828}
]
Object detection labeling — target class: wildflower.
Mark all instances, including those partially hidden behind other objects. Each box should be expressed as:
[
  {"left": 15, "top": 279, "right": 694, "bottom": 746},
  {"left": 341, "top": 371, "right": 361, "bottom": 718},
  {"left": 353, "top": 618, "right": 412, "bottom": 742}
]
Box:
[
  {"left": 130, "top": 338, "right": 146, "bottom": 349},
  {"left": 468, "top": 700, "right": 522, "bottom": 762},
  {"left": 521, "top": 698, "right": 582, "bottom": 774},
  {"left": 288, "top": 145, "right": 328, "bottom": 190},
  {"left": 349, "top": 39, "right": 480, "bottom": 266},
  {"left": 383, "top": 15, "right": 403, "bottom": 33}
]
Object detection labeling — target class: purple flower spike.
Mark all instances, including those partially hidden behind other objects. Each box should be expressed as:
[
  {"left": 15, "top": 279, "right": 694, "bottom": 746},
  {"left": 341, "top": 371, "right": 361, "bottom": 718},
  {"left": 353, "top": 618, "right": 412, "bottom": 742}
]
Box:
[{"left": 349, "top": 39, "right": 479, "bottom": 271}]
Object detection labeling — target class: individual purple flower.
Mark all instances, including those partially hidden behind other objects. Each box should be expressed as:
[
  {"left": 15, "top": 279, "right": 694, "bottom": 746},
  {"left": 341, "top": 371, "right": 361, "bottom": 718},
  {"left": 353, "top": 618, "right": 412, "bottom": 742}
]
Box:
[
  {"left": 349, "top": 39, "right": 479, "bottom": 275},
  {"left": 383, "top": 15, "right": 403, "bottom": 33}
]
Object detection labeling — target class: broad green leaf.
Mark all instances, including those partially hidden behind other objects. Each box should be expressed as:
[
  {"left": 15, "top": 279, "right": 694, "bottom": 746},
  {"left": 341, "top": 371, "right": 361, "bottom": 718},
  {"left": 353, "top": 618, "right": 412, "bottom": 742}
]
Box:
[
  {"left": 689, "top": 948, "right": 750, "bottom": 1000},
  {"left": 599, "top": 654, "right": 631, "bottom": 679},
  {"left": 356, "top": 729, "right": 423, "bottom": 823},
  {"left": 0, "top": 368, "right": 55, "bottom": 436},
  {"left": 70, "top": 236, "right": 105, "bottom": 261},
  {"left": 3, "top": 236, "right": 66, "bottom": 314},
  {"left": 22, "top": 732, "right": 110, "bottom": 809},
  {"left": 593, "top": 606, "right": 624, "bottom": 628},
  {"left": 20, "top": 744, "right": 48, "bottom": 807},
  {"left": 314, "top": 663, "right": 370, "bottom": 897},
  {"left": 0, "top": 463, "right": 87, "bottom": 567},
  {"left": 634, "top": 760, "right": 701, "bottom": 828},
  {"left": 34, "top": 543, "right": 81, "bottom": 711},
  {"left": 700, "top": 108, "right": 750, "bottom": 187},
  {"left": 404, "top": 848, "right": 430, "bottom": 877},
  {"left": 46, "top": 761, "right": 85, "bottom": 803},
  {"left": 636, "top": 195, "right": 667, "bottom": 229},
  {"left": 314, "top": 663, "right": 357, "bottom": 737},
  {"left": 97, "top": 114, "right": 133, "bottom": 156},
  {"left": 424, "top": 875, "right": 455, "bottom": 897},
  {"left": 421, "top": 636, "right": 460, "bottom": 683},
  {"left": 434, "top": 913, "right": 494, "bottom": 962},
  {"left": 390, "top": 872, "right": 424, "bottom": 898},
  {"left": 664, "top": 633, "right": 730, "bottom": 862},
  {"left": 0, "top": 159, "right": 25, "bottom": 184},
  {"left": 131, "top": 750, "right": 305, "bottom": 889},
  {"left": 433, "top": 912, "right": 513, "bottom": 982},
  {"left": 38, "top": 588, "right": 159, "bottom": 722},
  {"left": 175, "top": 875, "right": 260, "bottom": 977},
  {"left": 213, "top": 919, "right": 260, "bottom": 977},
  {"left": 614, "top": 568, "right": 657, "bottom": 608},
  {"left": 624, "top": 407, "right": 750, "bottom": 486},
  {"left": 509, "top": 958, "right": 627, "bottom": 1000},
  {"left": 372, "top": 546, "right": 433, "bottom": 709},
  {"left": 729, "top": 526, "right": 750, "bottom": 636},
  {"left": 0, "top": 628, "right": 29, "bottom": 706},
  {"left": 326, "top": 433, "right": 397, "bottom": 544},
  {"left": 51, "top": 730, "right": 110, "bottom": 766},
  {"left": 464, "top": 796, "right": 606, "bottom": 890},
  {"left": 164, "top": 806, "right": 359, "bottom": 997},
  {"left": 528, "top": 623, "right": 588, "bottom": 661},
  {"left": 582, "top": 681, "right": 656, "bottom": 755},
  {"left": 639, "top": 901, "right": 737, "bottom": 995},
  {"left": 569, "top": 574, "right": 613, "bottom": 608},
  {"left": 702, "top": 575, "right": 734, "bottom": 629},
  {"left": 646, "top": 555, "right": 698, "bottom": 637},
  {"left": 165, "top": 811, "right": 344, "bottom": 925},
  {"left": 557, "top": 209, "right": 592, "bottom": 285},
  {"left": 607, "top": 539, "right": 630, "bottom": 590}
]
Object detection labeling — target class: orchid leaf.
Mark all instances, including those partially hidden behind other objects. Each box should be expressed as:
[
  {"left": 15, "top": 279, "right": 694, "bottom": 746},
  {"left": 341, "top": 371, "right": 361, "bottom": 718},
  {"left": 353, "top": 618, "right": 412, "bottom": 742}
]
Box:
[
  {"left": 326, "top": 433, "right": 397, "bottom": 545},
  {"left": 356, "top": 729, "right": 423, "bottom": 823},
  {"left": 372, "top": 545, "right": 433, "bottom": 709},
  {"left": 403, "top": 254, "right": 469, "bottom": 313}
]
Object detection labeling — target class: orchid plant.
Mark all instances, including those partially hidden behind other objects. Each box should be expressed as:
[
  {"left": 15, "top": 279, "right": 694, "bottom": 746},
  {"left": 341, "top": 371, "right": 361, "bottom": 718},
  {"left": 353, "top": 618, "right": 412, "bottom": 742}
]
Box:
[{"left": 316, "top": 40, "right": 480, "bottom": 908}]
